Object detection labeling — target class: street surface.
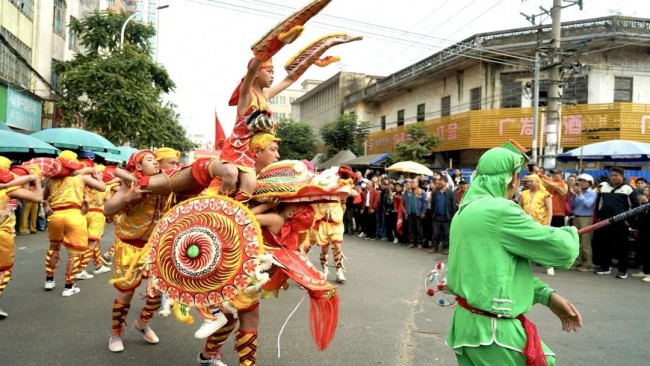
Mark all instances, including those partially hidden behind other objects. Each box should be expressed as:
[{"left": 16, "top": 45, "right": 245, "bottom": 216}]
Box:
[{"left": 0, "top": 226, "right": 648, "bottom": 366}]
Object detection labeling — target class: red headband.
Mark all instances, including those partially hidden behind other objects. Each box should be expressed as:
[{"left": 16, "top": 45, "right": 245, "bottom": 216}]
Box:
[{"left": 126, "top": 149, "right": 155, "bottom": 173}]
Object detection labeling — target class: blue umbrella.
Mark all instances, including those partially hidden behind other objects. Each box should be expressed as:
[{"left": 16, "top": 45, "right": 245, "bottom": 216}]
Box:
[
  {"left": 558, "top": 140, "right": 650, "bottom": 162},
  {"left": 0, "top": 130, "right": 59, "bottom": 155},
  {"left": 31, "top": 128, "right": 120, "bottom": 154}
]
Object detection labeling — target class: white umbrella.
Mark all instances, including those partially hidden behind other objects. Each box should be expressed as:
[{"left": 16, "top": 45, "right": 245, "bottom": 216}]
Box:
[
  {"left": 557, "top": 140, "right": 650, "bottom": 162},
  {"left": 386, "top": 161, "right": 434, "bottom": 176}
]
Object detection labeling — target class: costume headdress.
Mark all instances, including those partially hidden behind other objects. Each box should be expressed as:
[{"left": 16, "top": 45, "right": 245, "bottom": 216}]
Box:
[
  {"left": 56, "top": 150, "right": 84, "bottom": 174},
  {"left": 460, "top": 142, "right": 525, "bottom": 208},
  {"left": 0, "top": 156, "right": 13, "bottom": 183},
  {"left": 155, "top": 147, "right": 180, "bottom": 161},
  {"left": 249, "top": 132, "right": 280, "bottom": 152},
  {"left": 126, "top": 149, "right": 155, "bottom": 186}
]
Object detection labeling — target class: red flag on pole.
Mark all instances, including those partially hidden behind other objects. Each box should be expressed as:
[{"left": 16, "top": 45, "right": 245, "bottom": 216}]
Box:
[{"left": 215, "top": 110, "right": 226, "bottom": 150}]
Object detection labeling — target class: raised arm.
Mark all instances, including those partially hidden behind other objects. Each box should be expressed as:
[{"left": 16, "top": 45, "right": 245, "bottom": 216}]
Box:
[
  {"left": 82, "top": 174, "right": 106, "bottom": 192},
  {"left": 8, "top": 180, "right": 43, "bottom": 203},
  {"left": 238, "top": 58, "right": 262, "bottom": 116},
  {"left": 265, "top": 75, "right": 295, "bottom": 100}
]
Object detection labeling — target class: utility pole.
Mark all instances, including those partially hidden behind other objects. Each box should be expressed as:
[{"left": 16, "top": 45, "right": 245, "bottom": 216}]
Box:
[
  {"left": 532, "top": 52, "right": 540, "bottom": 164},
  {"left": 543, "top": 0, "right": 562, "bottom": 169}
]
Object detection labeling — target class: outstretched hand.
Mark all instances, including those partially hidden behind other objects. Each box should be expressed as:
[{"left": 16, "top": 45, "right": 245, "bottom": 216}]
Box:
[
  {"left": 548, "top": 292, "right": 583, "bottom": 332},
  {"left": 124, "top": 184, "right": 151, "bottom": 203}
]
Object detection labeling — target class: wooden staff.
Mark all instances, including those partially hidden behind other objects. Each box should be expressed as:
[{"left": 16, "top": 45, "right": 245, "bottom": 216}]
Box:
[{"left": 576, "top": 202, "right": 650, "bottom": 235}]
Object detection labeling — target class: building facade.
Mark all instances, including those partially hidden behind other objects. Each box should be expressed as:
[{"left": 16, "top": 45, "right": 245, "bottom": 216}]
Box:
[
  {"left": 292, "top": 72, "right": 381, "bottom": 138},
  {"left": 0, "top": 0, "right": 103, "bottom": 132},
  {"left": 342, "top": 16, "right": 650, "bottom": 168},
  {"left": 268, "top": 79, "right": 321, "bottom": 121}
]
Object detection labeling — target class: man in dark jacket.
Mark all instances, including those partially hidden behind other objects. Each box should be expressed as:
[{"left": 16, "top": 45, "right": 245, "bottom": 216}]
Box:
[
  {"left": 428, "top": 176, "right": 456, "bottom": 254},
  {"left": 592, "top": 167, "right": 639, "bottom": 278}
]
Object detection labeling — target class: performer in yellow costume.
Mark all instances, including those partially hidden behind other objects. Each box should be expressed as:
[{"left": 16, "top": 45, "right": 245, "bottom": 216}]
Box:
[
  {"left": 103, "top": 150, "right": 164, "bottom": 353},
  {"left": 307, "top": 200, "right": 346, "bottom": 283},
  {"left": 43, "top": 151, "right": 105, "bottom": 297},
  {"left": 77, "top": 164, "right": 112, "bottom": 278},
  {"left": 0, "top": 157, "right": 44, "bottom": 318},
  {"left": 302, "top": 165, "right": 356, "bottom": 284},
  {"left": 97, "top": 164, "right": 123, "bottom": 267}
]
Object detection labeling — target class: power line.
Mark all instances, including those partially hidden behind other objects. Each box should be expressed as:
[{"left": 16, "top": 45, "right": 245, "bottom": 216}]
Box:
[
  {"left": 186, "top": 0, "right": 530, "bottom": 70},
  {"left": 403, "top": 0, "right": 507, "bottom": 68},
  {"left": 186, "top": 0, "right": 533, "bottom": 61}
]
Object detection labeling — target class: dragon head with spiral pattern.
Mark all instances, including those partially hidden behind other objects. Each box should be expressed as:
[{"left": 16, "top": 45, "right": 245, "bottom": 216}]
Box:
[{"left": 252, "top": 160, "right": 354, "bottom": 203}]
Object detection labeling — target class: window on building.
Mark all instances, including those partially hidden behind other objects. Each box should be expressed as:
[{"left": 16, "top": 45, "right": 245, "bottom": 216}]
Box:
[
  {"left": 470, "top": 87, "right": 482, "bottom": 110},
  {"left": 397, "top": 110, "right": 405, "bottom": 127},
  {"left": 563, "top": 76, "right": 588, "bottom": 104},
  {"left": 381, "top": 115, "right": 386, "bottom": 130},
  {"left": 54, "top": 0, "right": 67, "bottom": 36},
  {"left": 0, "top": 27, "right": 32, "bottom": 87},
  {"left": 614, "top": 77, "right": 633, "bottom": 102},
  {"left": 501, "top": 81, "right": 522, "bottom": 108},
  {"left": 417, "top": 103, "right": 425, "bottom": 122},
  {"left": 289, "top": 97, "right": 296, "bottom": 103},
  {"left": 51, "top": 59, "right": 61, "bottom": 92},
  {"left": 9, "top": 0, "right": 34, "bottom": 20},
  {"left": 68, "top": 16, "right": 78, "bottom": 51},
  {"left": 441, "top": 96, "right": 451, "bottom": 117}
]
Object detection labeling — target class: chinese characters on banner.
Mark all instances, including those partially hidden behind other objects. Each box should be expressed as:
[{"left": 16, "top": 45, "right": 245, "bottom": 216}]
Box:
[{"left": 498, "top": 115, "right": 583, "bottom": 143}]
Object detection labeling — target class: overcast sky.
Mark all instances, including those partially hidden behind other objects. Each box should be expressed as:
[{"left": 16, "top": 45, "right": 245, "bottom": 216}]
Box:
[{"left": 156, "top": 0, "right": 647, "bottom": 143}]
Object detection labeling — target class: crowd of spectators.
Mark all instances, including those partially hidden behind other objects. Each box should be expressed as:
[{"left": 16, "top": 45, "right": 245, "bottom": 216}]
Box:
[{"left": 345, "top": 166, "right": 650, "bottom": 282}]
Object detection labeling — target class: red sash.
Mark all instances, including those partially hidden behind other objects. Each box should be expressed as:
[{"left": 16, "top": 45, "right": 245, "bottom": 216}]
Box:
[{"left": 456, "top": 296, "right": 547, "bottom": 366}]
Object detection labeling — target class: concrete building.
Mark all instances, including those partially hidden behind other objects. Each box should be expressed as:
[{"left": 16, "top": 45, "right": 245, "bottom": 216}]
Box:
[
  {"left": 268, "top": 79, "right": 321, "bottom": 121},
  {"left": 1, "top": 0, "right": 102, "bottom": 132},
  {"left": 292, "top": 72, "right": 381, "bottom": 138},
  {"left": 342, "top": 16, "right": 650, "bottom": 169}
]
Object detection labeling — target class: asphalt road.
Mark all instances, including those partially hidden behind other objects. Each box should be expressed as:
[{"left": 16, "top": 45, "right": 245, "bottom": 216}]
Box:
[{"left": 0, "top": 227, "right": 648, "bottom": 366}]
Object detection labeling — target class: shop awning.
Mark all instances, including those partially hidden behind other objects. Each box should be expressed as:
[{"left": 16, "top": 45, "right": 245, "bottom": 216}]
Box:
[
  {"left": 344, "top": 152, "right": 392, "bottom": 166},
  {"left": 316, "top": 150, "right": 357, "bottom": 169}
]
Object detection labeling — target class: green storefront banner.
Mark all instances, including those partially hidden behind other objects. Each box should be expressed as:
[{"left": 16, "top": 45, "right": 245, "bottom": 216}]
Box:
[
  {"left": 4, "top": 85, "right": 42, "bottom": 131},
  {"left": 0, "top": 84, "right": 7, "bottom": 124}
]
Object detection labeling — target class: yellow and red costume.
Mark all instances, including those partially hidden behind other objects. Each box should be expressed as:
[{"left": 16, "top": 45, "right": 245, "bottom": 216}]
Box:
[
  {"left": 45, "top": 151, "right": 88, "bottom": 289},
  {"left": 0, "top": 157, "right": 20, "bottom": 299},
  {"left": 111, "top": 151, "right": 162, "bottom": 293},
  {"left": 109, "top": 150, "right": 163, "bottom": 340},
  {"left": 79, "top": 164, "right": 110, "bottom": 271},
  {"left": 307, "top": 200, "right": 345, "bottom": 273},
  {"left": 224, "top": 63, "right": 274, "bottom": 175}
]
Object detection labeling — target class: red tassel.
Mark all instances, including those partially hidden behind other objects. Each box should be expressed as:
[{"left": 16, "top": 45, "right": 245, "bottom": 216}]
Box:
[
  {"left": 517, "top": 315, "right": 548, "bottom": 366},
  {"left": 309, "top": 291, "right": 339, "bottom": 351}
]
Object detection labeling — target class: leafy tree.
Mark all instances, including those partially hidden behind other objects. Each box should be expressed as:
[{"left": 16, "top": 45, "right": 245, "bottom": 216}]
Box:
[
  {"left": 276, "top": 119, "right": 318, "bottom": 160},
  {"left": 387, "top": 123, "right": 440, "bottom": 164},
  {"left": 320, "top": 114, "right": 370, "bottom": 158},
  {"left": 54, "top": 11, "right": 195, "bottom": 152}
]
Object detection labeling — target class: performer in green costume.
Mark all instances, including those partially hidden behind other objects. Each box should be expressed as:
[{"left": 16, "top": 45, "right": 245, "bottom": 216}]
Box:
[{"left": 446, "top": 144, "right": 583, "bottom": 366}]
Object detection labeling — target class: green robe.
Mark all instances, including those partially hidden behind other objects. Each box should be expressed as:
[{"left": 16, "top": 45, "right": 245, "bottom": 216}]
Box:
[{"left": 446, "top": 196, "right": 579, "bottom": 356}]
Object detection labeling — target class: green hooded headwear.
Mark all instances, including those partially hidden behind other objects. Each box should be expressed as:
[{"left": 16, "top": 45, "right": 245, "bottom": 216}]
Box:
[{"left": 460, "top": 144, "right": 525, "bottom": 207}]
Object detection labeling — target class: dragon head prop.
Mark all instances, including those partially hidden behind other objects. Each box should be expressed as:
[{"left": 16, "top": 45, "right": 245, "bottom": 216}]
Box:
[{"left": 252, "top": 160, "right": 354, "bottom": 203}]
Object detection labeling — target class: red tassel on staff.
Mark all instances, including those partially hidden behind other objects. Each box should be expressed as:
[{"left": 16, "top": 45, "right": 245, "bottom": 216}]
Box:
[{"left": 309, "top": 291, "right": 339, "bottom": 351}]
